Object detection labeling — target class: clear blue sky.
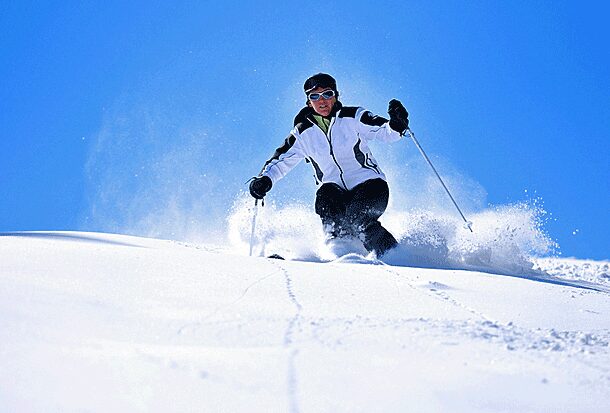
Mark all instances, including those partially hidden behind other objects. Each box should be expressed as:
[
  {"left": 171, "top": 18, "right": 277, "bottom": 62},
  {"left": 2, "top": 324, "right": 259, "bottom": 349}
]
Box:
[{"left": 1, "top": 1, "right": 608, "bottom": 259}]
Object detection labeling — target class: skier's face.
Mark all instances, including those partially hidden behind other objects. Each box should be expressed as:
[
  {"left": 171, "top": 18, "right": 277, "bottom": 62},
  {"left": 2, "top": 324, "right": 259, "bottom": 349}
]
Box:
[{"left": 308, "top": 87, "right": 336, "bottom": 117}]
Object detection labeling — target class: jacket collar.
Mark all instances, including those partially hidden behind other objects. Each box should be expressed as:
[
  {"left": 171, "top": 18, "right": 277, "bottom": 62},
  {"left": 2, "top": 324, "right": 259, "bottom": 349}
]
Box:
[{"left": 293, "top": 101, "right": 343, "bottom": 127}]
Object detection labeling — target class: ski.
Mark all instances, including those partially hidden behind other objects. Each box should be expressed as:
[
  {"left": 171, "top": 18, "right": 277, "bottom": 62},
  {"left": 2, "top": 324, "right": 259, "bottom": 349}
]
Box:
[{"left": 267, "top": 253, "right": 285, "bottom": 260}]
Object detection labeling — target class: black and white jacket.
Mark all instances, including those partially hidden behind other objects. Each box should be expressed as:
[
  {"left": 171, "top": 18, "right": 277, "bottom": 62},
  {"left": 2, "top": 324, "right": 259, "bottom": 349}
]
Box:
[{"left": 261, "top": 102, "right": 403, "bottom": 190}]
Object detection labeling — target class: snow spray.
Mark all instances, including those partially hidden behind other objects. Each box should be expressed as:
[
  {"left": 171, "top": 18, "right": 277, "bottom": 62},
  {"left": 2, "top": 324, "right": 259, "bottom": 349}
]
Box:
[{"left": 228, "top": 194, "right": 558, "bottom": 277}]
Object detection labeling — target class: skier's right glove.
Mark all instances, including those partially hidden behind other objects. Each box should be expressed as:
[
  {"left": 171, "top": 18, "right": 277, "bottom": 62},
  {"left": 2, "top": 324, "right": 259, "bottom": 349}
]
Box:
[
  {"left": 388, "top": 99, "right": 409, "bottom": 135},
  {"left": 249, "top": 176, "right": 272, "bottom": 199}
]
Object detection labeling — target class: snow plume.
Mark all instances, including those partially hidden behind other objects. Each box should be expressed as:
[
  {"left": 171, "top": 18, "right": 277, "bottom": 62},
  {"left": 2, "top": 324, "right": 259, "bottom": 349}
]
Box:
[
  {"left": 228, "top": 196, "right": 325, "bottom": 260},
  {"left": 383, "top": 200, "right": 558, "bottom": 274},
  {"left": 228, "top": 194, "right": 557, "bottom": 276},
  {"left": 378, "top": 146, "right": 558, "bottom": 274},
  {"left": 83, "top": 101, "right": 242, "bottom": 243}
]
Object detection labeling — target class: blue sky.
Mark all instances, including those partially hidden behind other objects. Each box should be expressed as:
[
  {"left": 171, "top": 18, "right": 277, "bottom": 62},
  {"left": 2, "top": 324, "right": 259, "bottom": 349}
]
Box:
[{"left": 1, "top": 1, "right": 608, "bottom": 259}]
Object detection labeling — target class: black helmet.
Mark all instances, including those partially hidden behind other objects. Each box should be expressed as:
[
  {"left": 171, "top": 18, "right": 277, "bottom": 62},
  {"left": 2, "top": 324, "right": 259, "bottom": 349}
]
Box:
[{"left": 304, "top": 73, "right": 337, "bottom": 94}]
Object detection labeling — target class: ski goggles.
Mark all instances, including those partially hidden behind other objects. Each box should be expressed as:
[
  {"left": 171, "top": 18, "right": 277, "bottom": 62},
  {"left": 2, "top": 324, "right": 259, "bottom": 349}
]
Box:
[{"left": 308, "top": 90, "right": 336, "bottom": 101}]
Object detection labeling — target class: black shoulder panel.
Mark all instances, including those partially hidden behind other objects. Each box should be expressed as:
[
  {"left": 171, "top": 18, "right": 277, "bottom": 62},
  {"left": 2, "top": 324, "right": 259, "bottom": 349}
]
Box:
[
  {"left": 294, "top": 106, "right": 313, "bottom": 126},
  {"left": 296, "top": 121, "right": 313, "bottom": 134},
  {"left": 360, "top": 110, "right": 388, "bottom": 127},
  {"left": 338, "top": 106, "right": 358, "bottom": 118},
  {"left": 294, "top": 106, "right": 314, "bottom": 133}
]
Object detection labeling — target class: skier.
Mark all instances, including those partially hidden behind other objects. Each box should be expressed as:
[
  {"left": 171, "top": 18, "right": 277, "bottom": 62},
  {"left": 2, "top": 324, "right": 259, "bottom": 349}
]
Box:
[{"left": 249, "top": 73, "right": 409, "bottom": 257}]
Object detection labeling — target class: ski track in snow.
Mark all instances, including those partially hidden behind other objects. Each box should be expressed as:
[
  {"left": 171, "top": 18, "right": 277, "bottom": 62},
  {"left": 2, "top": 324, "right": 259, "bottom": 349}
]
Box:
[{"left": 271, "top": 260, "right": 303, "bottom": 413}]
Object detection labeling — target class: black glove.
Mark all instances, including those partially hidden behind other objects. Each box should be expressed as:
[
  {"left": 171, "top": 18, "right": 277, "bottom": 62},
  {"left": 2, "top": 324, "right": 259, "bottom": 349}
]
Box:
[
  {"left": 249, "top": 176, "right": 272, "bottom": 199},
  {"left": 388, "top": 99, "right": 409, "bottom": 134}
]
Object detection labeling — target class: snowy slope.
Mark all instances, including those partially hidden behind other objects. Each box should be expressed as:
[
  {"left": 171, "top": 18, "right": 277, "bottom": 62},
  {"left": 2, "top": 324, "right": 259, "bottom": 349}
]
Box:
[{"left": 1, "top": 231, "right": 609, "bottom": 412}]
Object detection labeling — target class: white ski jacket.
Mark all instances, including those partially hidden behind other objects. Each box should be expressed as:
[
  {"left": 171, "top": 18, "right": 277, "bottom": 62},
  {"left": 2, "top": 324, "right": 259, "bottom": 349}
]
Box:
[{"left": 261, "top": 103, "right": 403, "bottom": 190}]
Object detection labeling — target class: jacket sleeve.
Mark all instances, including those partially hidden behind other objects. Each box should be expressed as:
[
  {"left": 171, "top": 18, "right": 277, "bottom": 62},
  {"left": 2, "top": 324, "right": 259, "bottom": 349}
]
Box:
[
  {"left": 259, "top": 131, "right": 305, "bottom": 184},
  {"left": 356, "top": 107, "right": 403, "bottom": 143}
]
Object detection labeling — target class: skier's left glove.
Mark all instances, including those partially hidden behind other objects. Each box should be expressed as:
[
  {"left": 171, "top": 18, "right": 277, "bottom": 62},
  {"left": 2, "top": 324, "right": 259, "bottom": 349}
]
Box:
[
  {"left": 388, "top": 99, "right": 409, "bottom": 134},
  {"left": 249, "top": 176, "right": 272, "bottom": 199}
]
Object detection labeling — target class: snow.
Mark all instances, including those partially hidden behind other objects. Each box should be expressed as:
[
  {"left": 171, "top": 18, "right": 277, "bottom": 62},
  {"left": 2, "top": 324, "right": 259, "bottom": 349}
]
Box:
[{"left": 1, "top": 231, "right": 609, "bottom": 412}]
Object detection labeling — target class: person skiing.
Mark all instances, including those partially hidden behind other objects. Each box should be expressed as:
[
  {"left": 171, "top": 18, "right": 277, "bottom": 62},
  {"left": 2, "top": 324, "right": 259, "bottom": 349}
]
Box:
[{"left": 249, "top": 73, "right": 409, "bottom": 257}]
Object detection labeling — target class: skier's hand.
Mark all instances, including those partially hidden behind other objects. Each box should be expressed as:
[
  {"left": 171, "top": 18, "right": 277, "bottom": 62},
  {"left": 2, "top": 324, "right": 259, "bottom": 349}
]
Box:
[
  {"left": 249, "top": 176, "right": 272, "bottom": 199},
  {"left": 388, "top": 99, "right": 409, "bottom": 134}
]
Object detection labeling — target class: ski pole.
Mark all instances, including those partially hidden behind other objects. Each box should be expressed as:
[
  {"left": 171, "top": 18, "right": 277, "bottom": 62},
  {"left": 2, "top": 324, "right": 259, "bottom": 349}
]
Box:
[
  {"left": 405, "top": 127, "right": 473, "bottom": 232},
  {"left": 249, "top": 199, "right": 259, "bottom": 256}
]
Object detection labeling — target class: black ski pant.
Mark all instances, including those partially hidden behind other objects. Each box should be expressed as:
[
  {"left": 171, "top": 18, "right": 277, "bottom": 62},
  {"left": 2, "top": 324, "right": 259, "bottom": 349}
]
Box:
[{"left": 314, "top": 178, "right": 398, "bottom": 256}]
